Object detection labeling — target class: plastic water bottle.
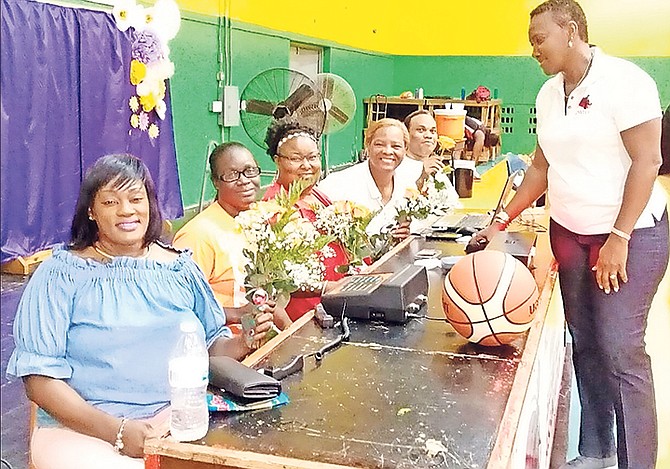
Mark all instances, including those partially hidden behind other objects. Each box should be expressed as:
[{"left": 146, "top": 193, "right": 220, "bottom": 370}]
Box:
[{"left": 168, "top": 321, "right": 209, "bottom": 442}]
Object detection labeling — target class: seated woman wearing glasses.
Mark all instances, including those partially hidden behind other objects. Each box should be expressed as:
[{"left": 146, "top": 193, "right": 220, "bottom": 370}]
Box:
[
  {"left": 173, "top": 142, "right": 291, "bottom": 332},
  {"left": 262, "top": 119, "right": 349, "bottom": 321}
]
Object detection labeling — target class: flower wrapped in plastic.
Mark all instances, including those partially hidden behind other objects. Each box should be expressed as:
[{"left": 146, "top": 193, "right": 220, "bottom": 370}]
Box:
[
  {"left": 313, "top": 200, "right": 376, "bottom": 274},
  {"left": 367, "top": 187, "right": 433, "bottom": 258},
  {"left": 422, "top": 165, "right": 461, "bottom": 215},
  {"left": 394, "top": 166, "right": 461, "bottom": 223},
  {"left": 374, "top": 172, "right": 461, "bottom": 257},
  {"left": 395, "top": 187, "right": 433, "bottom": 224},
  {"left": 234, "top": 181, "right": 333, "bottom": 304}
]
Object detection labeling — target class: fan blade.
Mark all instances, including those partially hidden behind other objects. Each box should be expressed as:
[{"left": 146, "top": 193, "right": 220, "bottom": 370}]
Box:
[
  {"left": 315, "top": 73, "right": 356, "bottom": 134},
  {"left": 239, "top": 68, "right": 324, "bottom": 147},
  {"left": 299, "top": 104, "right": 324, "bottom": 119},
  {"left": 244, "top": 99, "right": 276, "bottom": 115},
  {"left": 321, "top": 79, "right": 334, "bottom": 100},
  {"left": 328, "top": 105, "right": 350, "bottom": 125},
  {"left": 282, "top": 84, "right": 315, "bottom": 113}
]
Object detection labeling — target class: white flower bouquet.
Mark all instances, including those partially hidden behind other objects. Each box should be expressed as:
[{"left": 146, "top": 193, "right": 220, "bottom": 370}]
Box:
[
  {"left": 373, "top": 168, "right": 462, "bottom": 255},
  {"left": 235, "top": 182, "right": 333, "bottom": 302},
  {"left": 313, "top": 200, "right": 376, "bottom": 273},
  {"left": 422, "top": 166, "right": 461, "bottom": 215}
]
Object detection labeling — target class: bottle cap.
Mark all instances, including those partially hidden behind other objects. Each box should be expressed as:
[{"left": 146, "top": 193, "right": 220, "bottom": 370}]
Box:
[{"left": 179, "top": 321, "right": 198, "bottom": 333}]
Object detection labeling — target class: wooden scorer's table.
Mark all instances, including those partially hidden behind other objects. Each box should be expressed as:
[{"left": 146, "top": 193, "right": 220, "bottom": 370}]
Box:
[{"left": 145, "top": 176, "right": 565, "bottom": 469}]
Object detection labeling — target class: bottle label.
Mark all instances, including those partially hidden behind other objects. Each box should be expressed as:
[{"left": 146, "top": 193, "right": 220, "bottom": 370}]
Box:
[{"left": 169, "top": 357, "right": 208, "bottom": 388}]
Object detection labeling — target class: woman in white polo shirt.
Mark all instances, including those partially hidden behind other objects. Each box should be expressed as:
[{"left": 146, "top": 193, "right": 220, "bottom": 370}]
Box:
[
  {"left": 318, "top": 118, "right": 414, "bottom": 237},
  {"left": 471, "top": 1, "right": 667, "bottom": 468}
]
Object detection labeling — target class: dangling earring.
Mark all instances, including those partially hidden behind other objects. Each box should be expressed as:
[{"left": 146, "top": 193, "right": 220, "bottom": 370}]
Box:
[{"left": 568, "top": 39, "right": 573, "bottom": 48}]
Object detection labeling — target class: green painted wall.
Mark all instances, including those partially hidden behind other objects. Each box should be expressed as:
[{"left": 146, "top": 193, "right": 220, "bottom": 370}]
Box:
[
  {"left": 630, "top": 58, "right": 670, "bottom": 104},
  {"left": 392, "top": 55, "right": 544, "bottom": 154},
  {"left": 227, "top": 26, "right": 291, "bottom": 188},
  {"left": 222, "top": 22, "right": 396, "bottom": 187},
  {"left": 169, "top": 16, "right": 222, "bottom": 207},
  {"left": 170, "top": 16, "right": 669, "bottom": 205},
  {"left": 170, "top": 17, "right": 397, "bottom": 207},
  {"left": 393, "top": 55, "right": 670, "bottom": 155},
  {"left": 34, "top": 2, "right": 670, "bottom": 210},
  {"left": 325, "top": 48, "right": 395, "bottom": 169}
]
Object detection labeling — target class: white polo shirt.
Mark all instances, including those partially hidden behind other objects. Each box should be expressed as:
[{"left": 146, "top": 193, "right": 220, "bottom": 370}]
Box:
[
  {"left": 317, "top": 160, "right": 418, "bottom": 234},
  {"left": 396, "top": 156, "right": 424, "bottom": 183},
  {"left": 536, "top": 47, "right": 665, "bottom": 235}
]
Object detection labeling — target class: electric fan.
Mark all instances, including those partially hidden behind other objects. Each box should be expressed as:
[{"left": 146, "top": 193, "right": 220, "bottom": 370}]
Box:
[
  {"left": 239, "top": 68, "right": 326, "bottom": 149},
  {"left": 315, "top": 72, "right": 356, "bottom": 134}
]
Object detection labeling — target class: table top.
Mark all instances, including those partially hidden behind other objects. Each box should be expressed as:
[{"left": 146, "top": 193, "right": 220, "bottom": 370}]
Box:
[
  {"left": 145, "top": 163, "right": 558, "bottom": 468},
  {"left": 184, "top": 233, "right": 550, "bottom": 469}
]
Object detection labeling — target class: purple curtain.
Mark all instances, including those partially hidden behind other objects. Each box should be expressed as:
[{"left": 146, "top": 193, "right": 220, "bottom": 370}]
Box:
[{"left": 1, "top": 0, "right": 183, "bottom": 263}]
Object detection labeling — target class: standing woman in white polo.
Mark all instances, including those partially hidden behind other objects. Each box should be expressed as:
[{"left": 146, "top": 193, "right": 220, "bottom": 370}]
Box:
[{"left": 471, "top": 1, "right": 667, "bottom": 468}]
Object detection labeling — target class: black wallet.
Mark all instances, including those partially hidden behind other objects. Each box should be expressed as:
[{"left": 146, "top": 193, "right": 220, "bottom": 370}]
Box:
[{"left": 209, "top": 356, "right": 281, "bottom": 400}]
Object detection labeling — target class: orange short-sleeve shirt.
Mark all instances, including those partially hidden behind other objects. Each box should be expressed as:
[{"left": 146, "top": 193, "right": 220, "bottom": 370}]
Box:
[{"left": 173, "top": 202, "right": 248, "bottom": 309}]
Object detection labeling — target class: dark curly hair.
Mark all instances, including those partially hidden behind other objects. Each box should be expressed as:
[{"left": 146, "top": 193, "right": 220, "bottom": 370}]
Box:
[
  {"left": 264, "top": 118, "right": 320, "bottom": 159},
  {"left": 530, "top": 0, "right": 589, "bottom": 42},
  {"left": 69, "top": 154, "right": 163, "bottom": 250}
]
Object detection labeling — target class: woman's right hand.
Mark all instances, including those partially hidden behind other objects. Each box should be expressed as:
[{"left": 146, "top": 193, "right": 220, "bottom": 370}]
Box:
[
  {"left": 263, "top": 299, "right": 292, "bottom": 330},
  {"left": 391, "top": 220, "right": 411, "bottom": 241},
  {"left": 23, "top": 375, "right": 165, "bottom": 460},
  {"left": 120, "top": 419, "right": 155, "bottom": 458},
  {"left": 467, "top": 223, "right": 504, "bottom": 253}
]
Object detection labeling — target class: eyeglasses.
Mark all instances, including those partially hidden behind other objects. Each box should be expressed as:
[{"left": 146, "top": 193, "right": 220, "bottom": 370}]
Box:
[
  {"left": 278, "top": 154, "right": 321, "bottom": 164},
  {"left": 216, "top": 166, "right": 261, "bottom": 183}
]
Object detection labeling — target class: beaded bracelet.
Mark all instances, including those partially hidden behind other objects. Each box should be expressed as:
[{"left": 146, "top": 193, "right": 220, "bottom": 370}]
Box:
[
  {"left": 113, "top": 418, "right": 128, "bottom": 453},
  {"left": 611, "top": 227, "right": 631, "bottom": 241}
]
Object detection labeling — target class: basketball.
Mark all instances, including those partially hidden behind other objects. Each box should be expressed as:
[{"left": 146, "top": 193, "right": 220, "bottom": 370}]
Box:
[{"left": 442, "top": 250, "right": 539, "bottom": 346}]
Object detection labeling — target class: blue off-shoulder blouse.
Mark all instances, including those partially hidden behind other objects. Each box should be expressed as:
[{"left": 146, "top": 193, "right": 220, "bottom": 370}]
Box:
[{"left": 6, "top": 245, "right": 232, "bottom": 420}]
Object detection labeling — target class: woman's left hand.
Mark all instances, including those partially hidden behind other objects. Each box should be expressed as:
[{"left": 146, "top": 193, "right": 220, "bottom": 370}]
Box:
[
  {"left": 121, "top": 419, "right": 155, "bottom": 458},
  {"left": 592, "top": 236, "right": 629, "bottom": 294},
  {"left": 249, "top": 306, "right": 274, "bottom": 348}
]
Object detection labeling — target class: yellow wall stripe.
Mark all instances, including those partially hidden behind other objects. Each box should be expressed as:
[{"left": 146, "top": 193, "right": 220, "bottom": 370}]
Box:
[{"left": 175, "top": 0, "right": 670, "bottom": 56}]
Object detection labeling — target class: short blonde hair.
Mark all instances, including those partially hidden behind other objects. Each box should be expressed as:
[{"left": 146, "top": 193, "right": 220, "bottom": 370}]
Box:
[{"left": 365, "top": 118, "right": 409, "bottom": 149}]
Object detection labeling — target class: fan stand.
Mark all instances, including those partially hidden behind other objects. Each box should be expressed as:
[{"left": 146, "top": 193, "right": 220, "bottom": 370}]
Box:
[
  {"left": 320, "top": 99, "right": 337, "bottom": 176},
  {"left": 322, "top": 134, "right": 331, "bottom": 178},
  {"left": 197, "top": 140, "right": 220, "bottom": 215}
]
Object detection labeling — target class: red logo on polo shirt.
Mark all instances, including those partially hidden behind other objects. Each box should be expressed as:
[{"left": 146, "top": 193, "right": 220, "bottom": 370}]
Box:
[{"left": 579, "top": 96, "right": 591, "bottom": 109}]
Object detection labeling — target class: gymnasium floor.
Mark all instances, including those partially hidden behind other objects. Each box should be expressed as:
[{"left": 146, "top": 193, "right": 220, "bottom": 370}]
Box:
[{"left": 1, "top": 166, "right": 669, "bottom": 469}]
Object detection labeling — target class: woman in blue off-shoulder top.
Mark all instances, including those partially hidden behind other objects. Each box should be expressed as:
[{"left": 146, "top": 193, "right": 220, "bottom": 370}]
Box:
[{"left": 6, "top": 154, "right": 275, "bottom": 469}]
